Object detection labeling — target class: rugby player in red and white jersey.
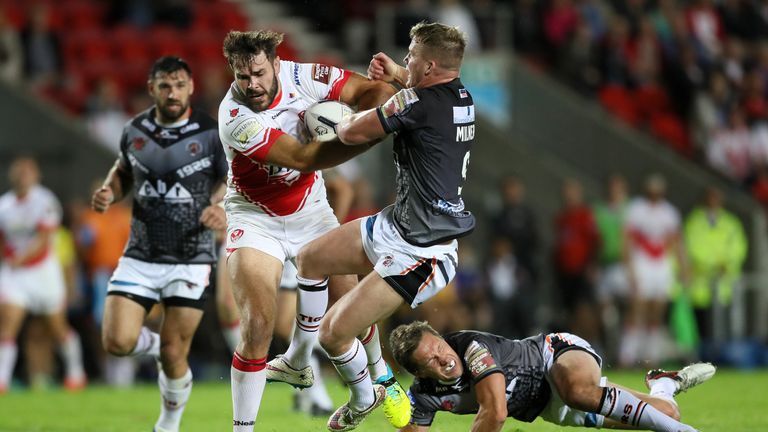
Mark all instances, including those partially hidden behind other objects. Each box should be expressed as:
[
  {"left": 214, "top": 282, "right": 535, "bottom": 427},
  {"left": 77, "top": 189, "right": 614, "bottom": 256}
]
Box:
[
  {"left": 620, "top": 174, "right": 687, "bottom": 367},
  {"left": 0, "top": 158, "right": 86, "bottom": 393},
  {"left": 217, "top": 30, "right": 404, "bottom": 431}
]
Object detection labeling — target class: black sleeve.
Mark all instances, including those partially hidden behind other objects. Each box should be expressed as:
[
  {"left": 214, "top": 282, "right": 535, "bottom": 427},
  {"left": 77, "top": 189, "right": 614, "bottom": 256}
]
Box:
[
  {"left": 376, "top": 88, "right": 427, "bottom": 134},
  {"left": 211, "top": 132, "right": 228, "bottom": 182},
  {"left": 407, "top": 386, "right": 439, "bottom": 426}
]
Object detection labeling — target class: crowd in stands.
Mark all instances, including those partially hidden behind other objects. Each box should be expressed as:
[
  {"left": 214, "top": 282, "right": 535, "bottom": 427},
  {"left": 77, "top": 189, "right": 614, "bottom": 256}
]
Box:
[{"left": 509, "top": 0, "right": 768, "bottom": 208}]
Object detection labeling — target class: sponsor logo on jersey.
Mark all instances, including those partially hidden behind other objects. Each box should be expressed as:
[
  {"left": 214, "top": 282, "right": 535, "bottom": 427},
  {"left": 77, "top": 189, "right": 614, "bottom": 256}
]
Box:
[
  {"left": 271, "top": 109, "right": 289, "bottom": 120},
  {"left": 132, "top": 137, "right": 146, "bottom": 151},
  {"left": 180, "top": 122, "right": 200, "bottom": 134},
  {"left": 156, "top": 129, "right": 178, "bottom": 140},
  {"left": 230, "top": 108, "right": 239, "bottom": 117},
  {"left": 453, "top": 105, "right": 475, "bottom": 124},
  {"left": 381, "top": 89, "right": 419, "bottom": 118},
  {"left": 231, "top": 119, "right": 264, "bottom": 145},
  {"left": 312, "top": 64, "right": 331, "bottom": 84},
  {"left": 141, "top": 118, "right": 157, "bottom": 132},
  {"left": 186, "top": 141, "right": 201, "bottom": 156},
  {"left": 293, "top": 64, "right": 302, "bottom": 86},
  {"left": 466, "top": 341, "right": 496, "bottom": 378},
  {"left": 230, "top": 228, "right": 244, "bottom": 242}
]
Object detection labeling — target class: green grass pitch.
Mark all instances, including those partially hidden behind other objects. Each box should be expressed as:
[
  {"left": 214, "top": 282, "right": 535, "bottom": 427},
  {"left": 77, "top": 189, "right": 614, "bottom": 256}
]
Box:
[{"left": 0, "top": 369, "right": 765, "bottom": 431}]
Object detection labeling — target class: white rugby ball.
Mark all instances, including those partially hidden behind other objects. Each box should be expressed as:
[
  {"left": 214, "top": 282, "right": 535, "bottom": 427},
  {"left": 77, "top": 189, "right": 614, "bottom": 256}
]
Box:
[{"left": 303, "top": 100, "right": 354, "bottom": 142}]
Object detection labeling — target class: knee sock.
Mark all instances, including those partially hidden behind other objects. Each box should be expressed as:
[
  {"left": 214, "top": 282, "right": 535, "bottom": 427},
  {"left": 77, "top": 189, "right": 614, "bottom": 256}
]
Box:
[
  {"left": 130, "top": 326, "right": 160, "bottom": 357},
  {"left": 221, "top": 320, "right": 241, "bottom": 353},
  {"left": 0, "top": 340, "right": 18, "bottom": 389},
  {"left": 359, "top": 325, "right": 389, "bottom": 381},
  {"left": 59, "top": 331, "right": 86, "bottom": 380},
  {"left": 598, "top": 386, "right": 691, "bottom": 432},
  {"left": 329, "top": 339, "right": 374, "bottom": 412},
  {"left": 155, "top": 369, "right": 193, "bottom": 432},
  {"left": 649, "top": 378, "right": 678, "bottom": 402},
  {"left": 231, "top": 353, "right": 267, "bottom": 431},
  {"left": 284, "top": 276, "right": 328, "bottom": 369}
]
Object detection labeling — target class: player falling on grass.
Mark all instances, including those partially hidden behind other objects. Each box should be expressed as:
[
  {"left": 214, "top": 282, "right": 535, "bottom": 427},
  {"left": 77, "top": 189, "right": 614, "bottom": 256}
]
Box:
[
  {"left": 287, "top": 22, "right": 476, "bottom": 430},
  {"left": 390, "top": 321, "right": 714, "bottom": 432},
  {"left": 216, "top": 30, "right": 407, "bottom": 432},
  {"left": 91, "top": 56, "right": 228, "bottom": 432},
  {"left": 0, "top": 157, "right": 86, "bottom": 394}
]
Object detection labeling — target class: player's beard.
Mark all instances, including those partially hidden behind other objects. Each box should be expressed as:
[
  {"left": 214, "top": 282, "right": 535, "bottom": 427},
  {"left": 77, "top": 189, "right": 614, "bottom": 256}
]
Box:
[
  {"left": 157, "top": 99, "right": 189, "bottom": 123},
  {"left": 245, "top": 76, "right": 279, "bottom": 112}
]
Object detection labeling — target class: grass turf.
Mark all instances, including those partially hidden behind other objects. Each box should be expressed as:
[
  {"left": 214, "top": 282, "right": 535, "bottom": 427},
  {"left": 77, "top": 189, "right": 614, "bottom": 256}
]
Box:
[{"left": 0, "top": 369, "right": 764, "bottom": 431}]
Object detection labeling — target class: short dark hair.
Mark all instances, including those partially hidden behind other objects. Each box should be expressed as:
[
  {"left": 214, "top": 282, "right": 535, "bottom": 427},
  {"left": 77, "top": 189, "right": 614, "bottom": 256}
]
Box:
[
  {"left": 223, "top": 30, "right": 284, "bottom": 69},
  {"left": 409, "top": 21, "right": 467, "bottom": 70},
  {"left": 389, "top": 321, "right": 441, "bottom": 375},
  {"left": 148, "top": 56, "right": 192, "bottom": 80}
]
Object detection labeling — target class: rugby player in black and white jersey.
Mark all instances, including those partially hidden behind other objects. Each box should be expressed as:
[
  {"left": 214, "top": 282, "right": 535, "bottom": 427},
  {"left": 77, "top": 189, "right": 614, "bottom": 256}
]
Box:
[
  {"left": 91, "top": 57, "right": 227, "bottom": 432},
  {"left": 292, "top": 22, "right": 476, "bottom": 430},
  {"left": 389, "top": 321, "right": 715, "bottom": 432}
]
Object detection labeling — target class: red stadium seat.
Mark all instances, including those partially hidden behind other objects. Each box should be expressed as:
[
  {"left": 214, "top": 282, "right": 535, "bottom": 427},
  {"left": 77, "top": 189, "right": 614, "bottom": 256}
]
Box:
[
  {"left": 633, "top": 85, "right": 671, "bottom": 121},
  {"left": 598, "top": 85, "right": 641, "bottom": 127},
  {"left": 149, "top": 26, "right": 188, "bottom": 59},
  {"left": 649, "top": 113, "right": 692, "bottom": 157},
  {"left": 59, "top": 1, "right": 103, "bottom": 31},
  {"left": 111, "top": 26, "right": 151, "bottom": 65}
]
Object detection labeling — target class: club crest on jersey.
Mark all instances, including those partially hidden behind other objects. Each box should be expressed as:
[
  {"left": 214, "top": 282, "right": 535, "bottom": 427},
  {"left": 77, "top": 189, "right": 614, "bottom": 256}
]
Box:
[
  {"left": 230, "top": 229, "right": 244, "bottom": 243},
  {"left": 440, "top": 400, "right": 456, "bottom": 411},
  {"left": 186, "top": 141, "right": 201, "bottom": 156},
  {"left": 382, "top": 255, "right": 394, "bottom": 267},
  {"left": 132, "top": 137, "right": 146, "bottom": 151},
  {"left": 312, "top": 64, "right": 331, "bottom": 84},
  {"left": 230, "top": 108, "right": 239, "bottom": 118}
]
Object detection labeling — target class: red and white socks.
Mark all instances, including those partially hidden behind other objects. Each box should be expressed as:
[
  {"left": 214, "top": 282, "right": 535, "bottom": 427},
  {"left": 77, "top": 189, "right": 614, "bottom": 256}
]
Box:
[
  {"left": 231, "top": 352, "right": 267, "bottom": 431},
  {"left": 59, "top": 331, "right": 86, "bottom": 386}
]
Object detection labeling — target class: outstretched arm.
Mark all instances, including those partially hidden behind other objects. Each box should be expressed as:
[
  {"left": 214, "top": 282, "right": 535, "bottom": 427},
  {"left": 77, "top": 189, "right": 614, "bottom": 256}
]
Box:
[{"left": 471, "top": 373, "right": 508, "bottom": 432}]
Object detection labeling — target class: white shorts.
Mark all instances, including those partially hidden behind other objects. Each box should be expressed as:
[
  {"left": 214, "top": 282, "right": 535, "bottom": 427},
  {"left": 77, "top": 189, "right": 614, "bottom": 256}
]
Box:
[
  {"left": 107, "top": 256, "right": 212, "bottom": 308},
  {"left": 631, "top": 256, "right": 673, "bottom": 300},
  {"left": 360, "top": 206, "right": 458, "bottom": 308},
  {"left": 280, "top": 259, "right": 298, "bottom": 290},
  {"left": 597, "top": 263, "right": 629, "bottom": 301},
  {"left": 0, "top": 255, "right": 66, "bottom": 314},
  {"left": 226, "top": 201, "right": 338, "bottom": 264},
  {"left": 540, "top": 332, "right": 605, "bottom": 428}
]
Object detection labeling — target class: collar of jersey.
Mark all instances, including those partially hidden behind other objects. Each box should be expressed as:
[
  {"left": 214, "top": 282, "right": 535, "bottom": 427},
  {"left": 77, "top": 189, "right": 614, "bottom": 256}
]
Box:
[{"left": 267, "top": 85, "right": 283, "bottom": 110}]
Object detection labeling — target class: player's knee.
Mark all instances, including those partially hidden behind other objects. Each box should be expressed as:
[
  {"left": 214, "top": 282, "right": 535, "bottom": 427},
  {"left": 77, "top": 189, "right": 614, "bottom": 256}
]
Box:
[
  {"left": 296, "top": 244, "right": 321, "bottom": 277},
  {"left": 102, "top": 333, "right": 137, "bottom": 357},
  {"left": 560, "top": 384, "right": 601, "bottom": 412},
  {"left": 159, "top": 340, "right": 187, "bottom": 364},
  {"left": 318, "top": 319, "right": 342, "bottom": 354}
]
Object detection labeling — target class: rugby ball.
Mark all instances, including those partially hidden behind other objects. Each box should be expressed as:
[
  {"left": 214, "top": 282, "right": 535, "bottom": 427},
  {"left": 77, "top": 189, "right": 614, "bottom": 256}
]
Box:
[{"left": 303, "top": 100, "right": 354, "bottom": 142}]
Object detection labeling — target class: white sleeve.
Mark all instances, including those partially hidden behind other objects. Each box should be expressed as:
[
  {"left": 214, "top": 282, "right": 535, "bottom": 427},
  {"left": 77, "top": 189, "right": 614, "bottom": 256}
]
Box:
[
  {"left": 219, "top": 112, "right": 285, "bottom": 162},
  {"left": 37, "top": 191, "right": 61, "bottom": 230},
  {"left": 293, "top": 62, "right": 353, "bottom": 102}
]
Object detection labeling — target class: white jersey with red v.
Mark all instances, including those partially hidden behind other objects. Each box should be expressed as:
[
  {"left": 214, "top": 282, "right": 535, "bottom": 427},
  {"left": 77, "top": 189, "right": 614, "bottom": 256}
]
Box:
[{"left": 218, "top": 61, "right": 351, "bottom": 217}]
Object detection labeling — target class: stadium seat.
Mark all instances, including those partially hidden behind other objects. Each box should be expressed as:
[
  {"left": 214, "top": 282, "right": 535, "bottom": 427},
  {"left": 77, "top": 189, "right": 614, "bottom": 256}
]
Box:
[
  {"left": 598, "top": 85, "right": 641, "bottom": 127},
  {"left": 649, "top": 113, "right": 692, "bottom": 157},
  {"left": 149, "top": 26, "right": 188, "bottom": 59},
  {"left": 59, "top": 1, "right": 103, "bottom": 31}
]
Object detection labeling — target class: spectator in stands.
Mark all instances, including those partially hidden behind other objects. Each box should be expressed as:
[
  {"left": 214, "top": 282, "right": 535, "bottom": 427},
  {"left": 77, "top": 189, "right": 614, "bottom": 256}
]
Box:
[
  {"left": 621, "top": 174, "right": 686, "bottom": 367},
  {"left": 0, "top": 9, "right": 22, "bottom": 83},
  {"left": 434, "top": 0, "right": 481, "bottom": 52},
  {"left": 691, "top": 71, "right": 733, "bottom": 151},
  {"left": 559, "top": 22, "right": 601, "bottom": 95},
  {"left": 453, "top": 241, "right": 490, "bottom": 330},
  {"left": 598, "top": 15, "right": 632, "bottom": 87},
  {"left": 553, "top": 178, "right": 601, "bottom": 346},
  {"left": 593, "top": 174, "right": 630, "bottom": 363},
  {"left": 683, "top": 187, "right": 747, "bottom": 361},
  {"left": 85, "top": 78, "right": 130, "bottom": 154},
  {"left": 684, "top": 0, "right": 725, "bottom": 64},
  {"left": 706, "top": 105, "right": 752, "bottom": 182},
  {"left": 486, "top": 237, "right": 535, "bottom": 339},
  {"left": 511, "top": 0, "right": 545, "bottom": 56},
  {"left": 491, "top": 175, "right": 539, "bottom": 282},
  {"left": 544, "top": 0, "right": 580, "bottom": 54},
  {"left": 19, "top": 3, "right": 61, "bottom": 88}
]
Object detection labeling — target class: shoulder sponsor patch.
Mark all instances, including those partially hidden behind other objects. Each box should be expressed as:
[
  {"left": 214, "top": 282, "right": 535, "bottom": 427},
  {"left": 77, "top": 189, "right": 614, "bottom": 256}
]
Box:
[
  {"left": 230, "top": 118, "right": 264, "bottom": 145},
  {"left": 465, "top": 341, "right": 497, "bottom": 378},
  {"left": 312, "top": 64, "right": 331, "bottom": 84},
  {"left": 381, "top": 88, "right": 420, "bottom": 118},
  {"left": 453, "top": 105, "right": 475, "bottom": 124}
]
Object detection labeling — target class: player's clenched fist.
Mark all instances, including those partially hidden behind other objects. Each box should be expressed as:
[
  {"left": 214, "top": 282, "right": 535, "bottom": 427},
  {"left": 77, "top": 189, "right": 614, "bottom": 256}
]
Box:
[
  {"left": 368, "top": 52, "right": 399, "bottom": 83},
  {"left": 199, "top": 204, "right": 227, "bottom": 231},
  {"left": 91, "top": 186, "right": 114, "bottom": 213}
]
